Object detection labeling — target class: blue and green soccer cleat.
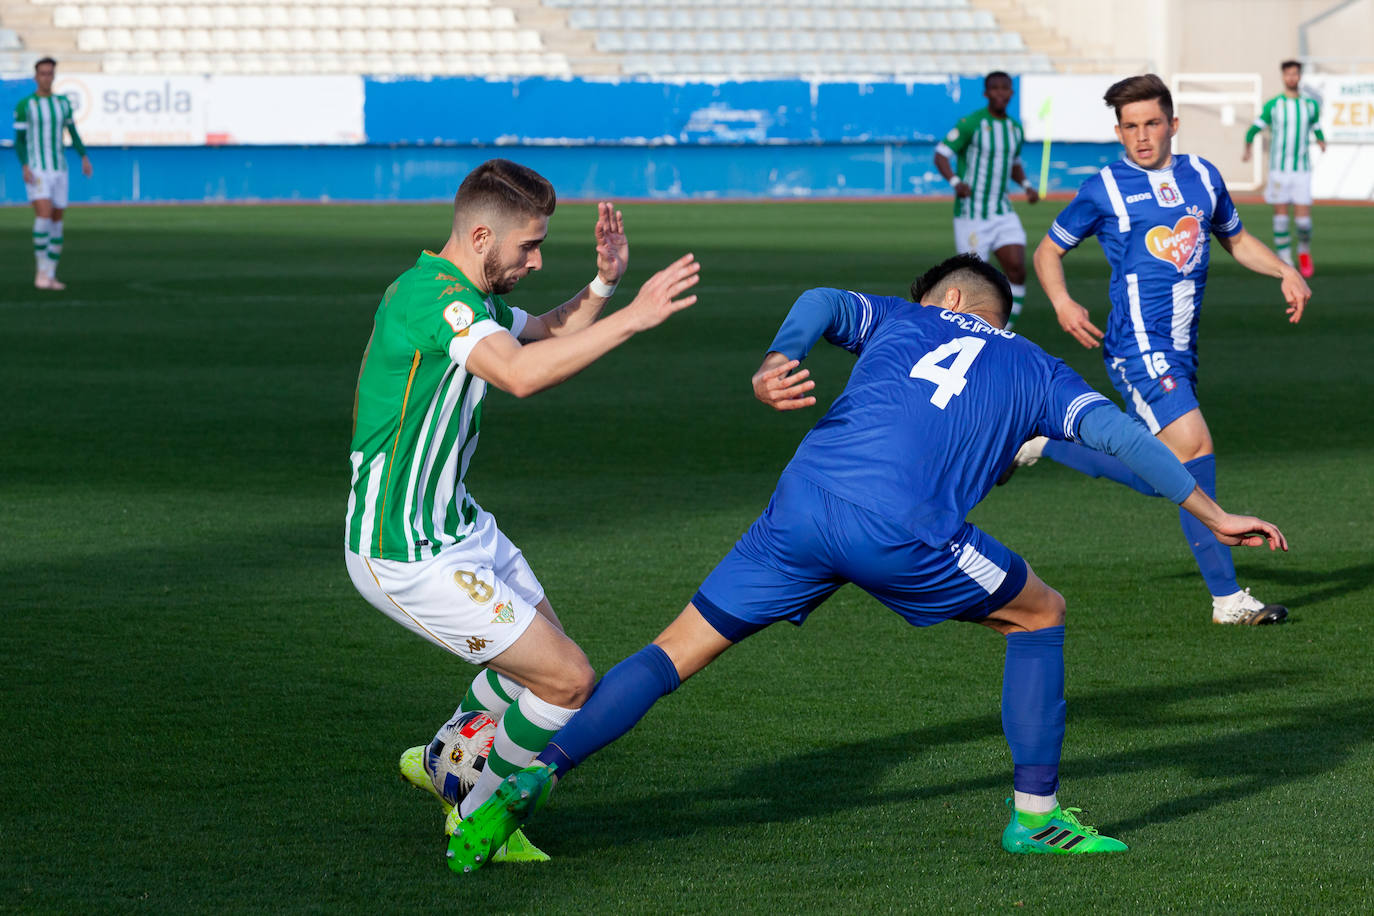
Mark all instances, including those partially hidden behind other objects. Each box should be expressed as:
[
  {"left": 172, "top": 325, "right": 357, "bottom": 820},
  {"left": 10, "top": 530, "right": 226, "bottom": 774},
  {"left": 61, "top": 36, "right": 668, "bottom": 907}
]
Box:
[
  {"left": 1000, "top": 798, "right": 1128, "bottom": 855},
  {"left": 399, "top": 746, "right": 550, "bottom": 865},
  {"left": 446, "top": 763, "right": 557, "bottom": 874}
]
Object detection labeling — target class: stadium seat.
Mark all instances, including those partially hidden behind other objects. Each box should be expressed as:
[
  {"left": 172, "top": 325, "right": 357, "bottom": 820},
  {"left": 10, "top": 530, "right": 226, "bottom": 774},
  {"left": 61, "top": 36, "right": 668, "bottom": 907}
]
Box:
[
  {"left": 75, "top": 26, "right": 108, "bottom": 49},
  {"left": 107, "top": 26, "right": 134, "bottom": 48},
  {"left": 53, "top": 5, "right": 83, "bottom": 27}
]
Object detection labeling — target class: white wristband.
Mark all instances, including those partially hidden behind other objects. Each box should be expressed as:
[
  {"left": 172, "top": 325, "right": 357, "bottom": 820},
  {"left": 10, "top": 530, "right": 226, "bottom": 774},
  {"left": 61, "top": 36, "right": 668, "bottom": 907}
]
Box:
[
  {"left": 589, "top": 275, "right": 618, "bottom": 298},
  {"left": 1022, "top": 180, "right": 1034, "bottom": 191},
  {"left": 948, "top": 176, "right": 963, "bottom": 189}
]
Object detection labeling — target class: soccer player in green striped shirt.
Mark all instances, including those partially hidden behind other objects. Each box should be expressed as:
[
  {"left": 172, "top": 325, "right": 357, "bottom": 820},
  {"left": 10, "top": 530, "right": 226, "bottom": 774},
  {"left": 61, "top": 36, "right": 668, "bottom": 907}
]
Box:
[
  {"left": 1244, "top": 60, "right": 1326, "bottom": 278},
  {"left": 13, "top": 57, "right": 93, "bottom": 291},
  {"left": 345, "top": 159, "right": 699, "bottom": 862},
  {"left": 934, "top": 71, "right": 1040, "bottom": 328}
]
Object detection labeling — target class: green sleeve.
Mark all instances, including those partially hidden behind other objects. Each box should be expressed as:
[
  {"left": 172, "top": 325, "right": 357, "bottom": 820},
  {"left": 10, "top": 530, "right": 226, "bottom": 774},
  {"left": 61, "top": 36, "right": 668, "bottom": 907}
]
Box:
[
  {"left": 67, "top": 120, "right": 87, "bottom": 156},
  {"left": 1244, "top": 97, "right": 1274, "bottom": 144},
  {"left": 941, "top": 114, "right": 977, "bottom": 156},
  {"left": 13, "top": 100, "right": 26, "bottom": 165},
  {"left": 1311, "top": 99, "right": 1325, "bottom": 143}
]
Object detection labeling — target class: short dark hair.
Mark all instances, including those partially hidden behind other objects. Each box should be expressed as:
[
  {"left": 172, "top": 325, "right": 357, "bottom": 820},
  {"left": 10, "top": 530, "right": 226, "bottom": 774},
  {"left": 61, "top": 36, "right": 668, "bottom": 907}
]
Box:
[
  {"left": 910, "top": 253, "right": 1013, "bottom": 324},
  {"left": 34, "top": 57, "right": 56, "bottom": 71},
  {"left": 984, "top": 70, "right": 1012, "bottom": 89},
  {"left": 1103, "top": 73, "right": 1173, "bottom": 122},
  {"left": 453, "top": 158, "right": 556, "bottom": 227},
  {"left": 1281, "top": 59, "right": 1302, "bottom": 72}
]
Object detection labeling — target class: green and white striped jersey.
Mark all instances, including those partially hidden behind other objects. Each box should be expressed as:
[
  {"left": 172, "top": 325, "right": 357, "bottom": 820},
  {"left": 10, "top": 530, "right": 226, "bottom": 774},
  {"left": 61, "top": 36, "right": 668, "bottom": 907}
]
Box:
[
  {"left": 936, "top": 107, "right": 1025, "bottom": 220},
  {"left": 346, "top": 251, "right": 528, "bottom": 561},
  {"left": 13, "top": 93, "right": 78, "bottom": 171},
  {"left": 1247, "top": 94, "right": 1324, "bottom": 172}
]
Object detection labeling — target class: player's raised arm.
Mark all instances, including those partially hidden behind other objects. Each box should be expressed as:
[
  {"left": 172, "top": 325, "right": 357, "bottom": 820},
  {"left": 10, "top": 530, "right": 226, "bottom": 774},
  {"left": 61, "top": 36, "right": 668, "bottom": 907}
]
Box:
[
  {"left": 1214, "top": 229, "right": 1311, "bottom": 324},
  {"left": 467, "top": 253, "right": 699, "bottom": 399},
  {"left": 1033, "top": 236, "right": 1103, "bottom": 348},
  {"left": 521, "top": 201, "right": 629, "bottom": 341}
]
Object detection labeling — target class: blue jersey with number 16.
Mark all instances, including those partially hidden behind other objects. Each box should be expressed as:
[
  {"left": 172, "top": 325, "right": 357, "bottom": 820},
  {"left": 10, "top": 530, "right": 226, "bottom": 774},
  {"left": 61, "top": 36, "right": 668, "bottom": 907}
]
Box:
[{"left": 778, "top": 290, "right": 1110, "bottom": 548}]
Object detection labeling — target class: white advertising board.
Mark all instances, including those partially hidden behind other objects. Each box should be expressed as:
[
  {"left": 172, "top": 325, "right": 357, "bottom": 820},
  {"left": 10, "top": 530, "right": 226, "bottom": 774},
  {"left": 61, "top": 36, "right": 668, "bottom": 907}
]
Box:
[
  {"left": 205, "top": 76, "right": 364, "bottom": 145},
  {"left": 52, "top": 74, "right": 208, "bottom": 145},
  {"left": 1019, "top": 74, "right": 1120, "bottom": 143}
]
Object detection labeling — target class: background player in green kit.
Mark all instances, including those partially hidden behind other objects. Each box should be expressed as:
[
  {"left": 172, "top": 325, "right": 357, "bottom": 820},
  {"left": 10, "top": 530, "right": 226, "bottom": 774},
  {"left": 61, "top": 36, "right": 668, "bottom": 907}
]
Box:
[
  {"left": 345, "top": 159, "right": 700, "bottom": 862},
  {"left": 12, "top": 56, "right": 93, "bottom": 291},
  {"left": 1244, "top": 60, "right": 1325, "bottom": 278},
  {"left": 934, "top": 71, "right": 1039, "bottom": 328}
]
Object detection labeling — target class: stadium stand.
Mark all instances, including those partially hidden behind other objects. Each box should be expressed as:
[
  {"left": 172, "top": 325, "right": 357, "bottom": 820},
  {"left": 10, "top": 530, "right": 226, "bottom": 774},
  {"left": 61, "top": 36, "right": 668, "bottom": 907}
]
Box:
[{"left": 0, "top": 0, "right": 1050, "bottom": 76}]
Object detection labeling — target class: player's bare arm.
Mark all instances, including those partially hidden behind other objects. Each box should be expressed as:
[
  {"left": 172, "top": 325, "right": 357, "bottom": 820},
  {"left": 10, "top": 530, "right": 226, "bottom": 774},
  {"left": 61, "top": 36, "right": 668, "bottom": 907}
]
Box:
[
  {"left": 467, "top": 253, "right": 699, "bottom": 398},
  {"left": 752, "top": 355, "right": 816, "bottom": 411},
  {"left": 1179, "top": 487, "right": 1288, "bottom": 552},
  {"left": 934, "top": 150, "right": 971, "bottom": 198},
  {"left": 1011, "top": 161, "right": 1039, "bottom": 204},
  {"left": 1215, "top": 229, "right": 1311, "bottom": 323},
  {"left": 1033, "top": 236, "right": 1104, "bottom": 348},
  {"left": 521, "top": 202, "right": 629, "bottom": 341}
]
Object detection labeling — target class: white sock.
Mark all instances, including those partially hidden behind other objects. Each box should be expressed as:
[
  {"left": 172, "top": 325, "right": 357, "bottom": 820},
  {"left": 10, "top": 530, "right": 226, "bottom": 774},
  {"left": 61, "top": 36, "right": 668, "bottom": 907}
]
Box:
[
  {"left": 458, "top": 691, "right": 577, "bottom": 818},
  {"left": 47, "top": 219, "right": 63, "bottom": 273},
  {"left": 1008, "top": 282, "right": 1026, "bottom": 323},
  {"left": 1014, "top": 790, "right": 1058, "bottom": 815},
  {"left": 33, "top": 216, "right": 52, "bottom": 275}
]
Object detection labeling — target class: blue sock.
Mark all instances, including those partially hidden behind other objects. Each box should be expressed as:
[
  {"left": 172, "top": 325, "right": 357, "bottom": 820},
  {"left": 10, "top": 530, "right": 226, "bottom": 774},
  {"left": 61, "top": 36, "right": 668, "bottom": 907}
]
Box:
[
  {"left": 1003, "top": 626, "right": 1066, "bottom": 797},
  {"left": 1178, "top": 455, "right": 1237, "bottom": 597},
  {"left": 1042, "top": 440, "right": 1160, "bottom": 497},
  {"left": 537, "top": 644, "right": 681, "bottom": 774}
]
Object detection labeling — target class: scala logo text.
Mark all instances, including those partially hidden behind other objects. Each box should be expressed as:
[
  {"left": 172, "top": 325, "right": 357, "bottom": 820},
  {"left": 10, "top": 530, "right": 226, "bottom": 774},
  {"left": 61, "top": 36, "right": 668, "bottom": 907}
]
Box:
[{"left": 101, "top": 83, "right": 193, "bottom": 115}]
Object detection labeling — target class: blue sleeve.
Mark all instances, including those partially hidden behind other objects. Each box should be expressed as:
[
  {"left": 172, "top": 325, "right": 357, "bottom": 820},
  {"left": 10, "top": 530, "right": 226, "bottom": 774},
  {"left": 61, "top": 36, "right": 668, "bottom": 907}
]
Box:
[
  {"left": 1036, "top": 357, "right": 1113, "bottom": 442},
  {"left": 1210, "top": 166, "right": 1242, "bottom": 238},
  {"left": 1047, "top": 179, "right": 1104, "bottom": 251},
  {"left": 1076, "top": 404, "right": 1197, "bottom": 504},
  {"left": 767, "top": 288, "right": 907, "bottom": 360}
]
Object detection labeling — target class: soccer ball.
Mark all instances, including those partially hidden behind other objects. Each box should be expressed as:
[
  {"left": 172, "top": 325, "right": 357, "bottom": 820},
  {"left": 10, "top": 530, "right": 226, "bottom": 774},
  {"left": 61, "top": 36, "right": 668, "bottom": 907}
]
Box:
[{"left": 423, "top": 710, "right": 498, "bottom": 806}]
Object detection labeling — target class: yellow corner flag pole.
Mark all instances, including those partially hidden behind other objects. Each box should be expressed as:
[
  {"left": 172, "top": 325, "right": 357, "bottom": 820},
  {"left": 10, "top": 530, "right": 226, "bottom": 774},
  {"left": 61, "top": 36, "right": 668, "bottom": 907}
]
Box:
[{"left": 1038, "top": 96, "right": 1053, "bottom": 198}]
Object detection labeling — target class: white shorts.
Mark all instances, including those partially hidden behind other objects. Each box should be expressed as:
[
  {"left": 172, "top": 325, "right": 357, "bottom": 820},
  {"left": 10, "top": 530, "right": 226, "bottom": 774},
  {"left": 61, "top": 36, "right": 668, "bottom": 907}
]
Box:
[
  {"left": 1264, "top": 170, "right": 1313, "bottom": 206},
  {"left": 346, "top": 507, "right": 546, "bottom": 664},
  {"left": 953, "top": 212, "right": 1026, "bottom": 262},
  {"left": 24, "top": 167, "right": 69, "bottom": 208}
]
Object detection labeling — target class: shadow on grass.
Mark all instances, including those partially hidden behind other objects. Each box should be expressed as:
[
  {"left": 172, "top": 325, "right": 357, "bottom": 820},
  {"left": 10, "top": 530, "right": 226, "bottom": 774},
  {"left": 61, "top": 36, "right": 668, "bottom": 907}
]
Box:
[
  {"left": 1159, "top": 561, "right": 1374, "bottom": 616},
  {"left": 546, "top": 668, "right": 1373, "bottom": 849}
]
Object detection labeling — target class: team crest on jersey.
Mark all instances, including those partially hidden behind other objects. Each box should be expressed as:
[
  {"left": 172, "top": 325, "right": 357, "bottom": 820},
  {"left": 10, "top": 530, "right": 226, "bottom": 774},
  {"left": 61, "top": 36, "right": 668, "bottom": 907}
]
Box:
[
  {"left": 491, "top": 602, "right": 515, "bottom": 624},
  {"left": 1144, "top": 206, "right": 1206, "bottom": 275},
  {"left": 443, "top": 301, "right": 475, "bottom": 334},
  {"left": 1154, "top": 181, "right": 1181, "bottom": 206}
]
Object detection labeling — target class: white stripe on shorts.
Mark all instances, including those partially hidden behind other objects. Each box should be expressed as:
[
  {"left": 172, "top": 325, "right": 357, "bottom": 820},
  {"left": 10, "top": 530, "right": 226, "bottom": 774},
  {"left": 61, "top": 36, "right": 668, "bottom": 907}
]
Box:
[{"left": 957, "top": 543, "right": 1007, "bottom": 595}]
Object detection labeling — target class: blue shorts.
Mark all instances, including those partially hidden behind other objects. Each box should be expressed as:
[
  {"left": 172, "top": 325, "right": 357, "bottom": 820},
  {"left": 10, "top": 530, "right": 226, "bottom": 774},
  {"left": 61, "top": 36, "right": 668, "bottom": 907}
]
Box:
[
  {"left": 1106, "top": 352, "right": 1199, "bottom": 435},
  {"left": 692, "top": 473, "right": 1028, "bottom": 642}
]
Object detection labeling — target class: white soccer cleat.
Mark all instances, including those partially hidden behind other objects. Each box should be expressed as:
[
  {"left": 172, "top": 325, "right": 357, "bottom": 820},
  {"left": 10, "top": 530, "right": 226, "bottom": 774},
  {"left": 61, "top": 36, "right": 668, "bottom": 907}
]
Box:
[
  {"left": 1212, "top": 588, "right": 1288, "bottom": 626},
  {"left": 996, "top": 436, "right": 1048, "bottom": 486},
  {"left": 1013, "top": 436, "right": 1048, "bottom": 467}
]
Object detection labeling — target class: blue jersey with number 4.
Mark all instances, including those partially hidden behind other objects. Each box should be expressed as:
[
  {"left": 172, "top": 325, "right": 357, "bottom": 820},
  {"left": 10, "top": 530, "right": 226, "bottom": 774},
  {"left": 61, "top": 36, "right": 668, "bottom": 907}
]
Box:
[
  {"left": 778, "top": 290, "right": 1110, "bottom": 547},
  {"left": 1048, "top": 155, "right": 1243, "bottom": 371}
]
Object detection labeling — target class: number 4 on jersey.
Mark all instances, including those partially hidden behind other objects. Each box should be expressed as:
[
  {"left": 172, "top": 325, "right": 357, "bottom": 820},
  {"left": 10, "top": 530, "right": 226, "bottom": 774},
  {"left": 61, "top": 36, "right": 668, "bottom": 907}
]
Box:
[{"left": 909, "top": 336, "right": 987, "bottom": 408}]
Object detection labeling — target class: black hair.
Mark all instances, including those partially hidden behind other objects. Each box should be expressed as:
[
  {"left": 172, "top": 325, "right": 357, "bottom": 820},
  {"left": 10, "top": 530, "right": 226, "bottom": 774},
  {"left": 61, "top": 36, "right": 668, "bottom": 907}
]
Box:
[
  {"left": 984, "top": 71, "right": 1012, "bottom": 89},
  {"left": 910, "top": 253, "right": 1013, "bottom": 323},
  {"left": 35, "top": 57, "right": 56, "bottom": 70},
  {"left": 1280, "top": 60, "right": 1302, "bottom": 72}
]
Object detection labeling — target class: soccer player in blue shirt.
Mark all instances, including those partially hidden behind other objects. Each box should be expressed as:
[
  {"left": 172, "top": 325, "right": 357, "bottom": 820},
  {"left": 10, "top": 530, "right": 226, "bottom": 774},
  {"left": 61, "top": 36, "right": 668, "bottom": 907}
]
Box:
[
  {"left": 1027, "top": 74, "right": 1310, "bottom": 626},
  {"left": 442, "top": 254, "right": 1288, "bottom": 870}
]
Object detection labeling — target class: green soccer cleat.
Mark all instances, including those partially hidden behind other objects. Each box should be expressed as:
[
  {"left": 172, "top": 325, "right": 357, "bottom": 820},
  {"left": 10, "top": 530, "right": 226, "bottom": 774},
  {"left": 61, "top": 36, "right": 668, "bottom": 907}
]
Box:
[
  {"left": 446, "top": 763, "right": 557, "bottom": 874},
  {"left": 1000, "top": 799, "right": 1128, "bottom": 855},
  {"left": 491, "top": 828, "right": 551, "bottom": 864},
  {"left": 399, "top": 745, "right": 453, "bottom": 814}
]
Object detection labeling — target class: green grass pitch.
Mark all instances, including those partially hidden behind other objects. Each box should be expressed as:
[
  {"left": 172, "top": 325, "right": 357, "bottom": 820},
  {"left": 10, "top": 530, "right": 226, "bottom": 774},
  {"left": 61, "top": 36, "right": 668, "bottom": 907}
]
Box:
[{"left": 2, "top": 198, "right": 1372, "bottom": 913}]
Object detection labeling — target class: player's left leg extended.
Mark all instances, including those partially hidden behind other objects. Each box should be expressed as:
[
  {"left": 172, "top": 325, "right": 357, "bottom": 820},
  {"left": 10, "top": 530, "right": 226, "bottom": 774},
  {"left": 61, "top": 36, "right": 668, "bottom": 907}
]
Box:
[{"left": 980, "top": 571, "right": 1127, "bottom": 854}]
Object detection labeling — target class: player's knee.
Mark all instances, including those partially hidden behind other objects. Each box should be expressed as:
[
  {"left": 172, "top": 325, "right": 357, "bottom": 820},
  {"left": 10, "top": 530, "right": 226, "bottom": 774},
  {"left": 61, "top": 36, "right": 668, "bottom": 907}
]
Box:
[
  {"left": 1034, "top": 587, "right": 1067, "bottom": 629},
  {"left": 538, "top": 657, "right": 596, "bottom": 708},
  {"left": 1004, "top": 264, "right": 1027, "bottom": 285}
]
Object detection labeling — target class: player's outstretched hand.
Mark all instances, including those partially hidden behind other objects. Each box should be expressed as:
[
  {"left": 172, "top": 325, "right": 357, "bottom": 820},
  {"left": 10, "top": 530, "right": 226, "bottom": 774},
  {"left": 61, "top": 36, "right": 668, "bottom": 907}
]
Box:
[
  {"left": 1279, "top": 268, "right": 1310, "bottom": 324},
  {"left": 1053, "top": 298, "right": 1104, "bottom": 349},
  {"left": 1208, "top": 513, "right": 1288, "bottom": 552},
  {"left": 753, "top": 357, "right": 817, "bottom": 411},
  {"left": 594, "top": 201, "right": 627, "bottom": 286},
  {"left": 622, "top": 253, "right": 699, "bottom": 332},
  {"left": 1025, "top": 187, "right": 1041, "bottom": 204}
]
